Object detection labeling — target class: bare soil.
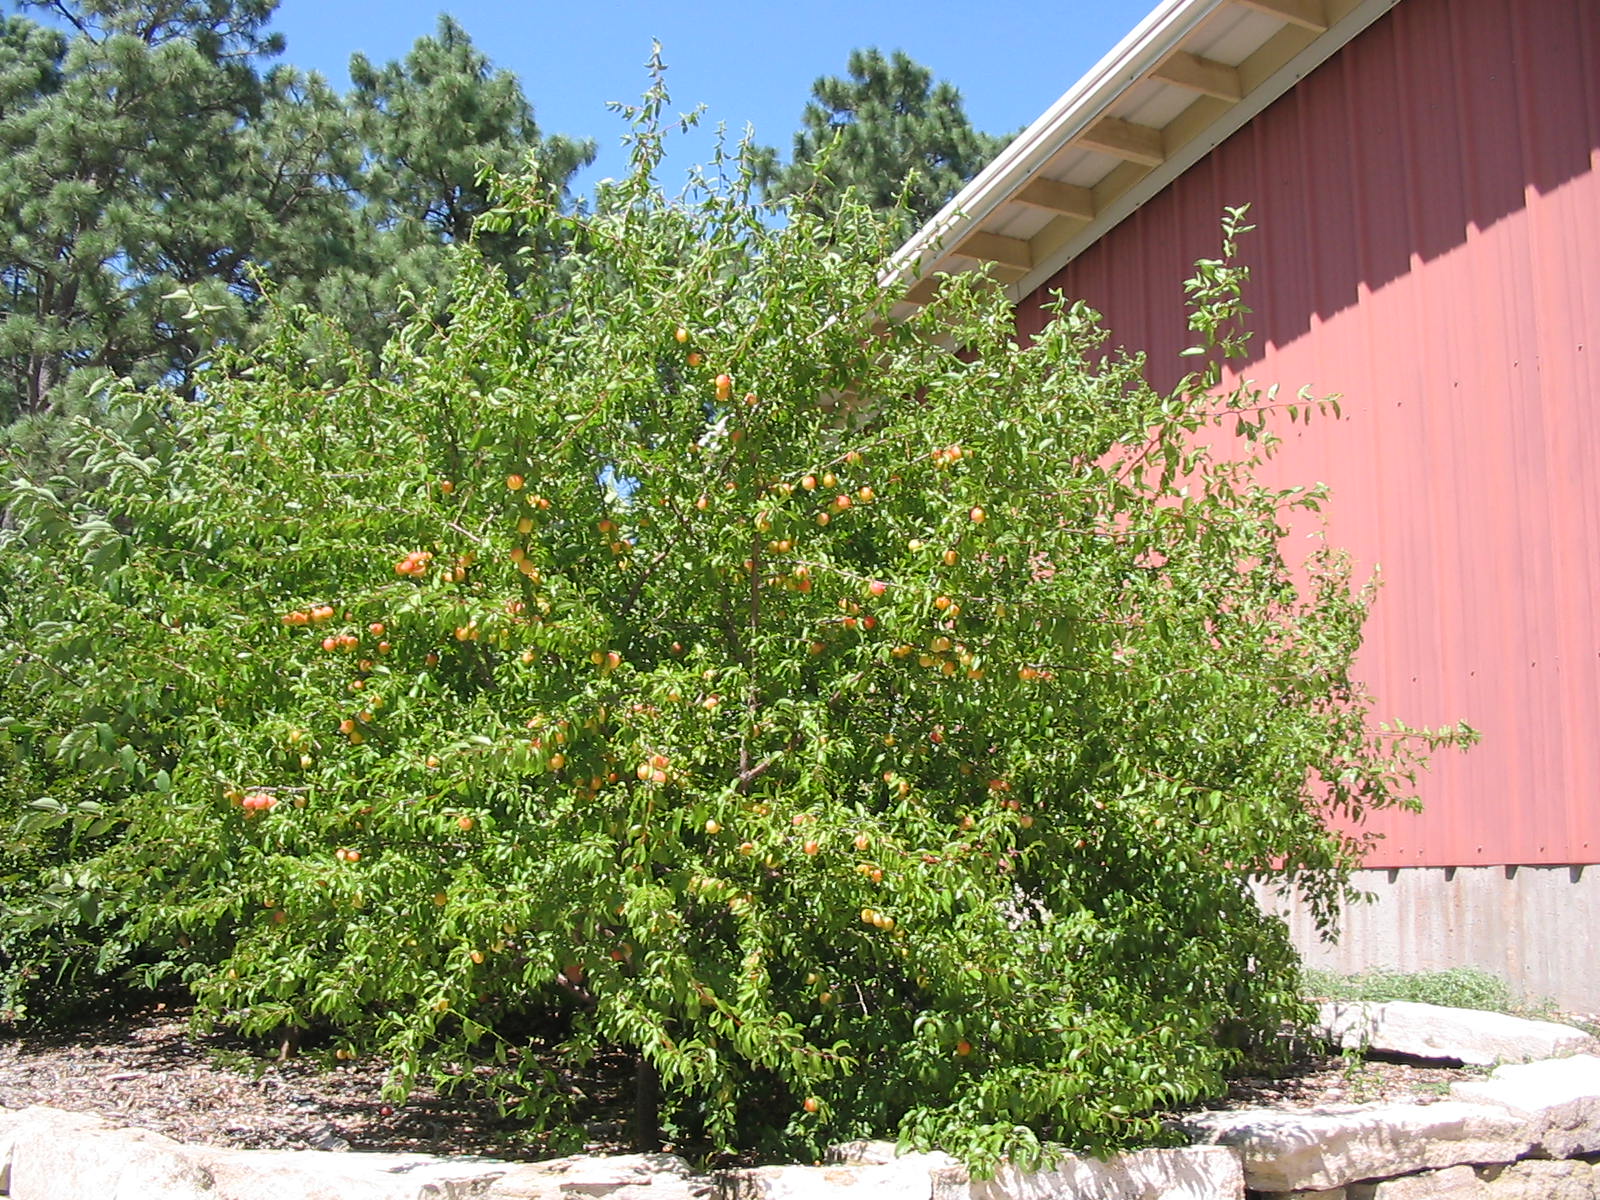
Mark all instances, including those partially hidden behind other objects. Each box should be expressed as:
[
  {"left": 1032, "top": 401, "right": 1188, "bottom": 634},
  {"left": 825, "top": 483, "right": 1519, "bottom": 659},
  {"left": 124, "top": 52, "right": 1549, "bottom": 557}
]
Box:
[
  {"left": 0, "top": 1001, "right": 1545, "bottom": 1163},
  {"left": 1207, "top": 1052, "right": 1477, "bottom": 1112}
]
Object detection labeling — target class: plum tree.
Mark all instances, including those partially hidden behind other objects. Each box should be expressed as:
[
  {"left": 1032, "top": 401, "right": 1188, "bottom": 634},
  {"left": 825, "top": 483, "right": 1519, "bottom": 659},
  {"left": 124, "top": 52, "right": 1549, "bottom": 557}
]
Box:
[{"left": 0, "top": 80, "right": 1469, "bottom": 1168}]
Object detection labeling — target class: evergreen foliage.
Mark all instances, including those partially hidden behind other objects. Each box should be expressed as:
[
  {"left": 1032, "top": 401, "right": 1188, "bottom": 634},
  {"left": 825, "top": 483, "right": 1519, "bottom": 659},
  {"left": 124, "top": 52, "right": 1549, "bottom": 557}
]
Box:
[
  {"left": 0, "top": 0, "right": 590, "bottom": 424},
  {"left": 0, "top": 0, "right": 294, "bottom": 415},
  {"left": 0, "top": 2, "right": 998, "bottom": 431},
  {"left": 752, "top": 48, "right": 1006, "bottom": 233}
]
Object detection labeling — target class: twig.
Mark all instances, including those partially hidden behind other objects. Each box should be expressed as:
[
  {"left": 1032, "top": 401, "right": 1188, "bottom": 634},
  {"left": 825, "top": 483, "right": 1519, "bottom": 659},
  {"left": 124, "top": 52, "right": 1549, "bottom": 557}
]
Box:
[{"left": 553, "top": 972, "right": 597, "bottom": 1007}]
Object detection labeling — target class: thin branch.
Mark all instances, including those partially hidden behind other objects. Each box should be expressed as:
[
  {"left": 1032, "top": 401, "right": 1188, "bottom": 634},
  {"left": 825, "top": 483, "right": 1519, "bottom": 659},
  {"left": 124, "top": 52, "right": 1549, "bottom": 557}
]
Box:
[
  {"left": 553, "top": 971, "right": 597, "bottom": 1007},
  {"left": 735, "top": 734, "right": 801, "bottom": 789}
]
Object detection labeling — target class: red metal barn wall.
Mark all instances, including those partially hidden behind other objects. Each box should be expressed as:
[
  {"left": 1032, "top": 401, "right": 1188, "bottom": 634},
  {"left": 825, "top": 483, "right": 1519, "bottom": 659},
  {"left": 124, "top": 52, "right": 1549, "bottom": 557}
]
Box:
[{"left": 1013, "top": 0, "right": 1600, "bottom": 999}]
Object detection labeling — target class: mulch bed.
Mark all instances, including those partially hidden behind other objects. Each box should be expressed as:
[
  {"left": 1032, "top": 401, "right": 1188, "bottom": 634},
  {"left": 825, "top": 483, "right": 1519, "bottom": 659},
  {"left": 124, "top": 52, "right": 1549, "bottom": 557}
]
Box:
[
  {"left": 0, "top": 1001, "right": 1528, "bottom": 1163},
  {"left": 0, "top": 1003, "right": 636, "bottom": 1160},
  {"left": 1208, "top": 1052, "right": 1474, "bottom": 1112}
]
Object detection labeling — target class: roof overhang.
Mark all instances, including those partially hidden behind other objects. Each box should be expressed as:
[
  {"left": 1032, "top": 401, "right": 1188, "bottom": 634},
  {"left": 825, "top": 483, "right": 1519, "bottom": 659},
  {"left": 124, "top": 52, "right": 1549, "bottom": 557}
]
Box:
[{"left": 885, "top": 0, "right": 1403, "bottom": 317}]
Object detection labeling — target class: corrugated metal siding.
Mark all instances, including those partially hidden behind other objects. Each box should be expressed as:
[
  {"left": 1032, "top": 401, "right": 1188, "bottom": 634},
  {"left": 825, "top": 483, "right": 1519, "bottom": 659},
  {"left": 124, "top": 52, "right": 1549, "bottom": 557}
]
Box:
[{"left": 1015, "top": 0, "right": 1600, "bottom": 867}]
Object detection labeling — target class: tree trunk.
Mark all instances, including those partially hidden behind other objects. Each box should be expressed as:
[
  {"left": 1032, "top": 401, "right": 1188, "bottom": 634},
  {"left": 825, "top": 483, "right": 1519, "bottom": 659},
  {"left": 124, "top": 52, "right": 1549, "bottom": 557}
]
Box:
[{"left": 632, "top": 1054, "right": 661, "bottom": 1152}]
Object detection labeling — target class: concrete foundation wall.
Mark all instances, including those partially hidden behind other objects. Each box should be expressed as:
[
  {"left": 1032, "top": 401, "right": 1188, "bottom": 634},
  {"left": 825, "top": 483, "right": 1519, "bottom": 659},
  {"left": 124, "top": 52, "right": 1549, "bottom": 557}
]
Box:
[{"left": 1257, "top": 866, "right": 1599, "bottom": 1012}]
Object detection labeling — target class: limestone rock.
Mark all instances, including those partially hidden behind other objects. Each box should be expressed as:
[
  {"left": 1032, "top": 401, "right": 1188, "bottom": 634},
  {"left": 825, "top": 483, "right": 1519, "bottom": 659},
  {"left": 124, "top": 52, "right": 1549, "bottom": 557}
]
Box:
[
  {"left": 495, "top": 1153, "right": 711, "bottom": 1200},
  {"left": 4, "top": 1106, "right": 217, "bottom": 1200},
  {"left": 1346, "top": 1165, "right": 1482, "bottom": 1199},
  {"left": 4, "top": 1094, "right": 1594, "bottom": 1200},
  {"left": 0, "top": 1104, "right": 28, "bottom": 1192},
  {"left": 928, "top": 1146, "right": 1243, "bottom": 1200},
  {"left": 0, "top": 1104, "right": 535, "bottom": 1200},
  {"left": 1477, "top": 1158, "right": 1598, "bottom": 1199},
  {"left": 193, "top": 1146, "right": 515, "bottom": 1200},
  {"left": 720, "top": 1157, "right": 944, "bottom": 1200},
  {"left": 1318, "top": 1001, "right": 1598, "bottom": 1066},
  {"left": 1450, "top": 1053, "right": 1600, "bottom": 1157},
  {"left": 1182, "top": 1101, "right": 1531, "bottom": 1192},
  {"left": 1344, "top": 1159, "right": 1600, "bottom": 1199}
]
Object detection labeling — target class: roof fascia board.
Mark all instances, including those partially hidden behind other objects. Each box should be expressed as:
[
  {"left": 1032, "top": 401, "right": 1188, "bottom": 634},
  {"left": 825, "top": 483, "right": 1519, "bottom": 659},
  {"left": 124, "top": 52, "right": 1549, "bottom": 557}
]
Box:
[
  {"left": 1005, "top": 0, "right": 1402, "bottom": 304},
  {"left": 884, "top": 0, "right": 1228, "bottom": 285}
]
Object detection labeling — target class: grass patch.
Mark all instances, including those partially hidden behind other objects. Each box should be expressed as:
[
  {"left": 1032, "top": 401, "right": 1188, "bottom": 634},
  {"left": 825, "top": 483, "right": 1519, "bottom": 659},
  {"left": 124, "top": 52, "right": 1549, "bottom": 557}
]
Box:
[{"left": 1303, "top": 966, "right": 1528, "bottom": 1015}]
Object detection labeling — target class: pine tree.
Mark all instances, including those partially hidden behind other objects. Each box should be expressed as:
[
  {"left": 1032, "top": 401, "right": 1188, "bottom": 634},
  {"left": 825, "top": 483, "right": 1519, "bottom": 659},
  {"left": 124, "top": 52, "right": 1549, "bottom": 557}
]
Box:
[
  {"left": 0, "top": 0, "right": 340, "bottom": 417},
  {"left": 349, "top": 16, "right": 592, "bottom": 257},
  {"left": 325, "top": 15, "right": 595, "bottom": 342},
  {"left": 753, "top": 48, "right": 1005, "bottom": 233},
  {"left": 0, "top": 2, "right": 592, "bottom": 423}
]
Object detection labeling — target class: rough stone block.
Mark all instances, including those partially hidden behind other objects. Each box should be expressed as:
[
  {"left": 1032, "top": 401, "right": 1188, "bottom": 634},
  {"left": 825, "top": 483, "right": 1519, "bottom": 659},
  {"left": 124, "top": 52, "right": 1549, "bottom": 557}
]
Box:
[
  {"left": 496, "top": 1153, "right": 711, "bottom": 1200},
  {"left": 0, "top": 1108, "right": 719, "bottom": 1200},
  {"left": 720, "top": 1157, "right": 942, "bottom": 1200},
  {"left": 1344, "top": 1158, "right": 1600, "bottom": 1200},
  {"left": 928, "top": 1145, "right": 1243, "bottom": 1200},
  {"left": 1477, "top": 1158, "right": 1598, "bottom": 1199},
  {"left": 3, "top": 1093, "right": 1591, "bottom": 1200},
  {"left": 1346, "top": 1165, "right": 1483, "bottom": 1199},
  {"left": 0, "top": 1104, "right": 28, "bottom": 1192},
  {"left": 1182, "top": 1101, "right": 1531, "bottom": 1192},
  {"left": 194, "top": 1145, "right": 516, "bottom": 1199},
  {"left": 1319, "top": 1002, "right": 1599, "bottom": 1066},
  {"left": 1450, "top": 1054, "right": 1600, "bottom": 1157},
  {"left": 5, "top": 1106, "right": 216, "bottom": 1200}
]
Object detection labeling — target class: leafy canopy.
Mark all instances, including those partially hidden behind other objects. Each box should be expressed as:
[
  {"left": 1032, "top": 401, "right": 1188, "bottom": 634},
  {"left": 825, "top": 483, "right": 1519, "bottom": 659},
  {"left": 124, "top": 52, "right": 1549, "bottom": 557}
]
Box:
[{"left": 0, "top": 82, "right": 1467, "bottom": 1167}]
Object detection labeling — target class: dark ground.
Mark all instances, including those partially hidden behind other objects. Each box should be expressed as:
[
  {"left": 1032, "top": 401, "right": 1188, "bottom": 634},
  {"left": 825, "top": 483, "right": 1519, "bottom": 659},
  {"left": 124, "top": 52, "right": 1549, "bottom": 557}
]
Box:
[
  {"left": 0, "top": 1003, "right": 637, "bottom": 1160},
  {"left": 0, "top": 1001, "right": 1506, "bottom": 1163}
]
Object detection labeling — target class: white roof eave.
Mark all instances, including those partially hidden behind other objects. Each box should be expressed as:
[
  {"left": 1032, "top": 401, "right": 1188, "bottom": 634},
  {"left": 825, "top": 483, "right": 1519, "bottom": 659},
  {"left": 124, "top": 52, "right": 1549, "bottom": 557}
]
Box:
[
  {"left": 884, "top": 0, "right": 1230, "bottom": 289},
  {"left": 886, "top": 0, "right": 1404, "bottom": 308}
]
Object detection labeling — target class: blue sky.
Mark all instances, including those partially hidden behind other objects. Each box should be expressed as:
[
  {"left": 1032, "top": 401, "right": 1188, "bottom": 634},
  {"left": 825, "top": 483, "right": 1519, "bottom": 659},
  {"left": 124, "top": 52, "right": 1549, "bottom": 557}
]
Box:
[{"left": 267, "top": 0, "right": 1156, "bottom": 194}]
